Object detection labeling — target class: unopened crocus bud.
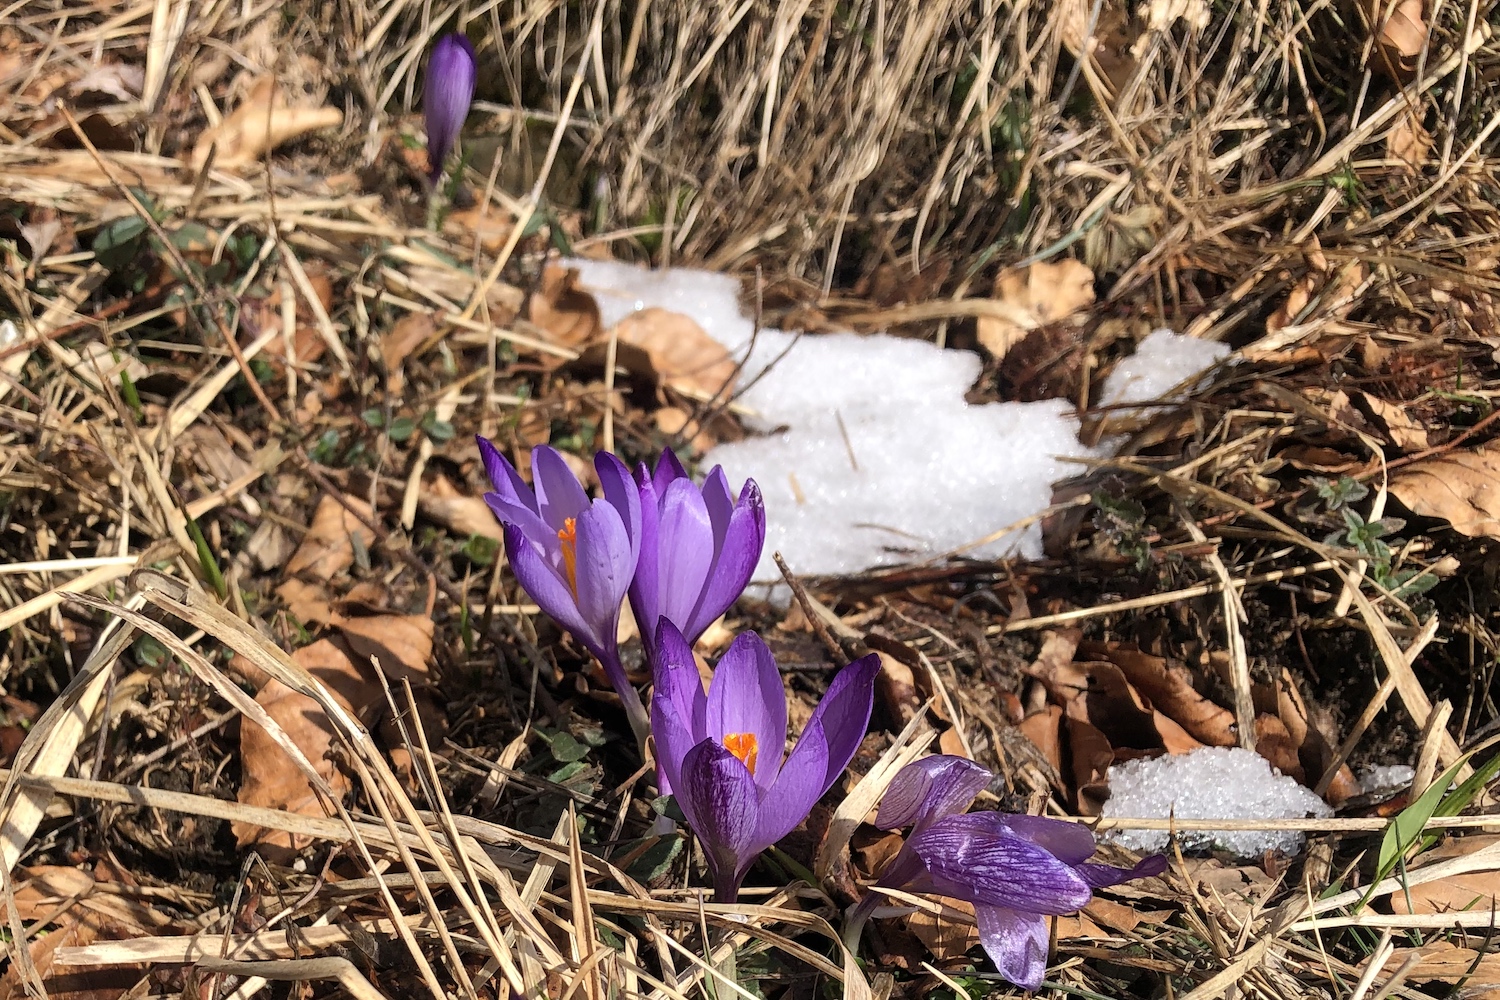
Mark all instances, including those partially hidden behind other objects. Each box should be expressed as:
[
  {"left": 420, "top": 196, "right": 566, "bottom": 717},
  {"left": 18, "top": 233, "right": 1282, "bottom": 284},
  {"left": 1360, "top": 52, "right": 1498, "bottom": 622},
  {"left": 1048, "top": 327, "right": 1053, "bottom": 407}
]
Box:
[{"left": 423, "top": 33, "right": 476, "bottom": 182}]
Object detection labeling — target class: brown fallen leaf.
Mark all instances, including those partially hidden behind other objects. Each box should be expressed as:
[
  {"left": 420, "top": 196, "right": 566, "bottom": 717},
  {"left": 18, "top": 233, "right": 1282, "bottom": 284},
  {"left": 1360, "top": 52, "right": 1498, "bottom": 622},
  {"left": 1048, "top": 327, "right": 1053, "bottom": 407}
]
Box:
[
  {"left": 530, "top": 263, "right": 602, "bottom": 348},
  {"left": 1390, "top": 440, "right": 1500, "bottom": 538},
  {"left": 1254, "top": 713, "right": 1304, "bottom": 782},
  {"left": 234, "top": 638, "right": 381, "bottom": 854},
  {"left": 875, "top": 652, "right": 921, "bottom": 727},
  {"left": 1382, "top": 942, "right": 1500, "bottom": 986},
  {"left": 1018, "top": 705, "right": 1065, "bottom": 775},
  {"left": 1068, "top": 715, "right": 1115, "bottom": 815},
  {"left": 190, "top": 77, "right": 343, "bottom": 170},
  {"left": 1384, "top": 835, "right": 1500, "bottom": 914},
  {"left": 977, "top": 260, "right": 1095, "bottom": 361},
  {"left": 241, "top": 270, "right": 335, "bottom": 370},
  {"left": 333, "top": 610, "right": 434, "bottom": 685},
  {"left": 1022, "top": 629, "right": 1087, "bottom": 703},
  {"left": 381, "top": 312, "right": 438, "bottom": 395},
  {"left": 277, "top": 577, "right": 334, "bottom": 626},
  {"left": 1082, "top": 642, "right": 1237, "bottom": 747},
  {"left": 418, "top": 473, "right": 505, "bottom": 541},
  {"left": 613, "top": 307, "right": 737, "bottom": 401},
  {"left": 1261, "top": 667, "right": 1357, "bottom": 803},
  {"left": 1056, "top": 0, "right": 1137, "bottom": 94},
  {"left": 442, "top": 205, "right": 520, "bottom": 253},
  {"left": 1357, "top": 392, "right": 1431, "bottom": 452},
  {"left": 653, "top": 405, "right": 720, "bottom": 455},
  {"left": 1365, "top": 0, "right": 1427, "bottom": 80},
  {"left": 285, "top": 494, "right": 376, "bottom": 580},
  {"left": 908, "top": 896, "right": 979, "bottom": 963},
  {"left": 1067, "top": 662, "right": 1162, "bottom": 753},
  {"left": 1388, "top": 103, "right": 1434, "bottom": 172}
]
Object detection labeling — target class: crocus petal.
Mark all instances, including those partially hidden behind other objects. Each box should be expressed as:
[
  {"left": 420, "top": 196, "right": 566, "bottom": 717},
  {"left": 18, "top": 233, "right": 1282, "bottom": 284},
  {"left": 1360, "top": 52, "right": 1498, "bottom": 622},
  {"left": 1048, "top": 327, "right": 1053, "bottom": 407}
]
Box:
[
  {"left": 530, "top": 446, "right": 591, "bottom": 532},
  {"left": 976, "top": 906, "right": 1049, "bottom": 991},
  {"left": 1077, "top": 854, "right": 1168, "bottom": 889},
  {"left": 570, "top": 501, "right": 633, "bottom": 646},
  {"left": 484, "top": 493, "right": 557, "bottom": 561},
  {"left": 650, "top": 688, "right": 698, "bottom": 799},
  {"left": 476, "top": 436, "right": 536, "bottom": 512},
  {"left": 501, "top": 524, "right": 595, "bottom": 653},
  {"left": 904, "top": 814, "right": 1092, "bottom": 914},
  {"left": 705, "top": 632, "right": 787, "bottom": 793},
  {"left": 991, "top": 814, "right": 1098, "bottom": 866},
  {"left": 680, "top": 739, "right": 760, "bottom": 898},
  {"left": 656, "top": 479, "right": 716, "bottom": 630},
  {"left": 652, "top": 447, "right": 689, "bottom": 496},
  {"left": 701, "top": 467, "right": 737, "bottom": 549},
  {"left": 685, "top": 479, "right": 765, "bottom": 639},
  {"left": 753, "top": 714, "right": 828, "bottom": 847},
  {"left": 595, "top": 453, "right": 641, "bottom": 565},
  {"left": 875, "top": 755, "right": 992, "bottom": 833},
  {"left": 651, "top": 619, "right": 708, "bottom": 740},
  {"left": 630, "top": 468, "right": 662, "bottom": 655},
  {"left": 791, "top": 653, "right": 879, "bottom": 793},
  {"left": 423, "top": 33, "right": 476, "bottom": 180}
]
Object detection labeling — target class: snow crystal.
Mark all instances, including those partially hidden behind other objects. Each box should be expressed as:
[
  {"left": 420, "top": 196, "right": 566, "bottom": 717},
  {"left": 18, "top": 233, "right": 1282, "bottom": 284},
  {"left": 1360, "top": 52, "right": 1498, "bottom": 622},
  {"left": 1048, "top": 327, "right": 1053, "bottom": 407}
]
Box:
[
  {"left": 1099, "top": 328, "right": 1231, "bottom": 408},
  {"left": 1357, "top": 764, "right": 1414, "bottom": 799},
  {"left": 567, "top": 260, "right": 1228, "bottom": 581},
  {"left": 1103, "top": 747, "right": 1333, "bottom": 857}
]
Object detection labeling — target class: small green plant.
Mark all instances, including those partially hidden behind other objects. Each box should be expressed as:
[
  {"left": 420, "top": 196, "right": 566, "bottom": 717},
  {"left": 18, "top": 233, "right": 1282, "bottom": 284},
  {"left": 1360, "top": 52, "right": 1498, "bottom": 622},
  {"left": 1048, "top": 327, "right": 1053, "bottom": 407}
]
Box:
[
  {"left": 1309, "top": 476, "right": 1438, "bottom": 599},
  {"left": 1092, "top": 488, "right": 1152, "bottom": 571}
]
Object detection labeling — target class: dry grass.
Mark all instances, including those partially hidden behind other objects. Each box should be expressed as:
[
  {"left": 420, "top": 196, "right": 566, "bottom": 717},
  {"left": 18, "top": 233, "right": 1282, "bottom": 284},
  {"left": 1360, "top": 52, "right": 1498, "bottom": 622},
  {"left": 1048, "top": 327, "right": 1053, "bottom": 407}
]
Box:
[{"left": 4, "top": 0, "right": 1500, "bottom": 998}]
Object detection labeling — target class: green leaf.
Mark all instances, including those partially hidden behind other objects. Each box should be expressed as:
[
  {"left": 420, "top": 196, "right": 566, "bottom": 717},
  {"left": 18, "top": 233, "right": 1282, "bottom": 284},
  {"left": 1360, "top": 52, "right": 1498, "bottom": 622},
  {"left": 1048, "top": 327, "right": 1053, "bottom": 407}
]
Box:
[
  {"left": 387, "top": 416, "right": 417, "bottom": 442},
  {"left": 546, "top": 731, "right": 590, "bottom": 763},
  {"left": 547, "top": 760, "right": 588, "bottom": 783},
  {"left": 460, "top": 534, "right": 499, "bottom": 566},
  {"left": 185, "top": 517, "right": 227, "bottom": 599},
  {"left": 92, "top": 216, "right": 148, "bottom": 271},
  {"left": 361, "top": 408, "right": 385, "bottom": 428}
]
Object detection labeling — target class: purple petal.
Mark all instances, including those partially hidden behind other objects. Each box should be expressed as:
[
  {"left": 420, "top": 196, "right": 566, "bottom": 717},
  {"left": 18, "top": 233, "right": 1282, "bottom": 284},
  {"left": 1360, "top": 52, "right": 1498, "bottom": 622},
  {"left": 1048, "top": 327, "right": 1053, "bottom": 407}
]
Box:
[
  {"left": 795, "top": 653, "right": 879, "bottom": 792},
  {"left": 652, "top": 447, "right": 689, "bottom": 496},
  {"left": 656, "top": 479, "right": 716, "bottom": 633},
  {"left": 754, "top": 714, "right": 828, "bottom": 847},
  {"left": 903, "top": 814, "right": 1092, "bottom": 914},
  {"left": 976, "top": 906, "right": 1049, "bottom": 991},
  {"left": 992, "top": 814, "right": 1098, "bottom": 867},
  {"left": 1077, "top": 854, "right": 1168, "bottom": 889},
  {"left": 530, "top": 446, "right": 591, "bottom": 533},
  {"left": 701, "top": 467, "right": 737, "bottom": 549},
  {"left": 680, "top": 739, "right": 760, "bottom": 897},
  {"left": 705, "top": 632, "right": 787, "bottom": 794},
  {"left": 595, "top": 451, "right": 641, "bottom": 562},
  {"left": 651, "top": 619, "right": 708, "bottom": 741},
  {"left": 501, "top": 523, "right": 594, "bottom": 654},
  {"left": 629, "top": 468, "right": 662, "bottom": 658},
  {"left": 423, "top": 33, "right": 476, "bottom": 180},
  {"left": 477, "top": 436, "right": 535, "bottom": 511},
  {"left": 684, "top": 479, "right": 765, "bottom": 639},
  {"left": 484, "top": 493, "right": 556, "bottom": 558},
  {"left": 875, "top": 755, "right": 992, "bottom": 833},
  {"left": 569, "top": 501, "right": 632, "bottom": 655},
  {"left": 651, "top": 686, "right": 698, "bottom": 799}
]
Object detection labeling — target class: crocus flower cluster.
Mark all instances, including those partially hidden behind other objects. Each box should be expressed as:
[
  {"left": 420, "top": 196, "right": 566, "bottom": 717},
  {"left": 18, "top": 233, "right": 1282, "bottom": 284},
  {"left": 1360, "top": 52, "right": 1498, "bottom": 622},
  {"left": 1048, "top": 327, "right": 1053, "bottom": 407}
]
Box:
[
  {"left": 424, "top": 33, "right": 477, "bottom": 183},
  {"left": 855, "top": 756, "right": 1167, "bottom": 990}
]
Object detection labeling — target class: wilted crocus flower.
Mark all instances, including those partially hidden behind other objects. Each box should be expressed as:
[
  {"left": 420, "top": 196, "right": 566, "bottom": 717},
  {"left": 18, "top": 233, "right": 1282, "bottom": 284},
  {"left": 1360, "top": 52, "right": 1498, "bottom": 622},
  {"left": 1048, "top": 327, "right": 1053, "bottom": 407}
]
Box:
[
  {"left": 651, "top": 620, "right": 878, "bottom": 901},
  {"left": 854, "top": 755, "right": 1166, "bottom": 991},
  {"left": 424, "top": 33, "right": 476, "bottom": 182},
  {"left": 478, "top": 437, "right": 647, "bottom": 743},
  {"left": 632, "top": 449, "right": 765, "bottom": 661}
]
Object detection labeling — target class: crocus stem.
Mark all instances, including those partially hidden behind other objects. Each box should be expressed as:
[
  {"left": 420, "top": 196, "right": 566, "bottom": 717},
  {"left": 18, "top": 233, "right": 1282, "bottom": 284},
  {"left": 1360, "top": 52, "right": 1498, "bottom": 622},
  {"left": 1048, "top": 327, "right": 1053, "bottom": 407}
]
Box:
[
  {"left": 843, "top": 895, "right": 878, "bottom": 956},
  {"left": 597, "top": 649, "right": 651, "bottom": 754},
  {"left": 712, "top": 870, "right": 741, "bottom": 904}
]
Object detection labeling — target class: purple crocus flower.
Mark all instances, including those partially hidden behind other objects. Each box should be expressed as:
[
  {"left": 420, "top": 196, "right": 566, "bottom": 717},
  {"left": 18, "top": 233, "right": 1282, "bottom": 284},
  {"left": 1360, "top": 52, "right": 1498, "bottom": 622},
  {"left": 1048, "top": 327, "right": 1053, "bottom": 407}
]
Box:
[
  {"left": 424, "top": 33, "right": 476, "bottom": 182},
  {"left": 857, "top": 755, "right": 1167, "bottom": 991},
  {"left": 651, "top": 619, "right": 878, "bottom": 902},
  {"left": 631, "top": 449, "right": 764, "bottom": 662},
  {"left": 478, "top": 437, "right": 647, "bottom": 743}
]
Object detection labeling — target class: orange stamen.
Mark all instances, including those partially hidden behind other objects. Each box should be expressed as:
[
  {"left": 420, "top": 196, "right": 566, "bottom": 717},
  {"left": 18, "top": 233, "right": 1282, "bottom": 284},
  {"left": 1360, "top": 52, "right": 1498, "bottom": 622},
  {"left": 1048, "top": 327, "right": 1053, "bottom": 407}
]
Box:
[
  {"left": 557, "top": 517, "right": 578, "bottom": 595},
  {"left": 724, "top": 732, "right": 759, "bottom": 775}
]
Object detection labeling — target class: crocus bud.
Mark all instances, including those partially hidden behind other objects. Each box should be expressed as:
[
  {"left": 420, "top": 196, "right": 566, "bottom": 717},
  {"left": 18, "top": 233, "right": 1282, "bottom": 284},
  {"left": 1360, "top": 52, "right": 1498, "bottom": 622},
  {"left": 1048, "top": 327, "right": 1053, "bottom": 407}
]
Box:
[{"left": 423, "top": 33, "right": 476, "bottom": 182}]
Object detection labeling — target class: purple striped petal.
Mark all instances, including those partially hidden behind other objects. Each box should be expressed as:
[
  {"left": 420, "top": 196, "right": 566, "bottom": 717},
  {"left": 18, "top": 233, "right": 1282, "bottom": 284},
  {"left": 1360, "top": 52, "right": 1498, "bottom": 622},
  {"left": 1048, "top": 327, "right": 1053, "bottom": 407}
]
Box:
[
  {"left": 651, "top": 619, "right": 708, "bottom": 739},
  {"left": 754, "top": 714, "right": 828, "bottom": 847},
  {"left": 992, "top": 814, "right": 1098, "bottom": 867},
  {"left": 652, "top": 447, "right": 689, "bottom": 496},
  {"left": 903, "top": 814, "right": 1092, "bottom": 914},
  {"left": 705, "top": 632, "right": 787, "bottom": 794},
  {"left": 570, "top": 501, "right": 632, "bottom": 647},
  {"left": 875, "top": 755, "right": 992, "bottom": 833},
  {"left": 702, "top": 467, "right": 737, "bottom": 550},
  {"left": 501, "top": 523, "right": 596, "bottom": 655},
  {"left": 651, "top": 688, "right": 697, "bottom": 799},
  {"left": 1077, "top": 854, "right": 1168, "bottom": 889},
  {"left": 788, "top": 653, "right": 878, "bottom": 793},
  {"left": 484, "top": 492, "right": 556, "bottom": 560},
  {"left": 680, "top": 739, "right": 760, "bottom": 900},
  {"left": 629, "top": 467, "right": 663, "bottom": 658},
  {"left": 423, "top": 33, "right": 476, "bottom": 181},
  {"left": 976, "top": 906, "right": 1049, "bottom": 991},
  {"left": 685, "top": 479, "right": 765, "bottom": 638},
  {"left": 531, "top": 446, "right": 591, "bottom": 533},
  {"left": 595, "top": 451, "right": 641, "bottom": 562},
  {"left": 656, "top": 479, "right": 716, "bottom": 630},
  {"left": 477, "top": 436, "right": 535, "bottom": 512}
]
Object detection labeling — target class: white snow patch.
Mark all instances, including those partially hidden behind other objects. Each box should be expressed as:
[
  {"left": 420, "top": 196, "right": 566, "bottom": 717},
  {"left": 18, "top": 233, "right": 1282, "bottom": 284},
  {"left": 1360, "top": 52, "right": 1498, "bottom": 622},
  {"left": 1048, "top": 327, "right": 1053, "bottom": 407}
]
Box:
[
  {"left": 1100, "top": 328, "right": 1231, "bottom": 408},
  {"left": 1103, "top": 747, "right": 1333, "bottom": 857},
  {"left": 1357, "top": 764, "right": 1414, "bottom": 799},
  {"left": 568, "top": 260, "right": 1227, "bottom": 581}
]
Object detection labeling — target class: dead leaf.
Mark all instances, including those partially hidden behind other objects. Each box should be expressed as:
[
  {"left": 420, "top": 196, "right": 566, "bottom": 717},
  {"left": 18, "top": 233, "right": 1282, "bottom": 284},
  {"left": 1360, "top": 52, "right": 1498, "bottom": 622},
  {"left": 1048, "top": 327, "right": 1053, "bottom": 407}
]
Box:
[
  {"left": 333, "top": 611, "right": 434, "bottom": 685},
  {"left": 69, "top": 63, "right": 143, "bottom": 102},
  {"left": 907, "top": 897, "right": 979, "bottom": 962},
  {"left": 1254, "top": 713, "right": 1304, "bottom": 782},
  {"left": 242, "top": 271, "right": 335, "bottom": 370},
  {"left": 442, "top": 206, "right": 520, "bottom": 253},
  {"left": 529, "top": 264, "right": 602, "bottom": 348},
  {"left": 1067, "top": 715, "right": 1115, "bottom": 815},
  {"left": 852, "top": 828, "right": 905, "bottom": 878},
  {"left": 1056, "top": 0, "right": 1137, "bottom": 94},
  {"left": 876, "top": 652, "right": 921, "bottom": 727},
  {"left": 1390, "top": 440, "right": 1500, "bottom": 538},
  {"left": 1382, "top": 942, "right": 1500, "bottom": 986},
  {"left": 1067, "top": 662, "right": 1162, "bottom": 753},
  {"left": 190, "top": 77, "right": 343, "bottom": 170},
  {"left": 285, "top": 494, "right": 375, "bottom": 580},
  {"left": 418, "top": 473, "right": 505, "bottom": 540},
  {"left": 1082, "top": 642, "right": 1237, "bottom": 747},
  {"left": 978, "top": 260, "right": 1095, "bottom": 361},
  {"left": 1018, "top": 705, "right": 1064, "bottom": 774},
  {"left": 1365, "top": 0, "right": 1428, "bottom": 80},
  {"left": 233, "top": 639, "right": 381, "bottom": 854},
  {"left": 1022, "top": 629, "right": 1087, "bottom": 703},
  {"left": 1357, "top": 392, "right": 1431, "bottom": 452},
  {"left": 613, "top": 308, "right": 737, "bottom": 400},
  {"left": 277, "top": 577, "right": 334, "bottom": 626},
  {"left": 1278, "top": 444, "right": 1365, "bottom": 473},
  {"left": 1388, "top": 104, "right": 1434, "bottom": 171},
  {"left": 1383, "top": 835, "right": 1500, "bottom": 914},
  {"left": 653, "top": 405, "right": 719, "bottom": 454},
  {"left": 1083, "top": 897, "right": 1169, "bottom": 934},
  {"left": 381, "top": 313, "right": 437, "bottom": 395}
]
